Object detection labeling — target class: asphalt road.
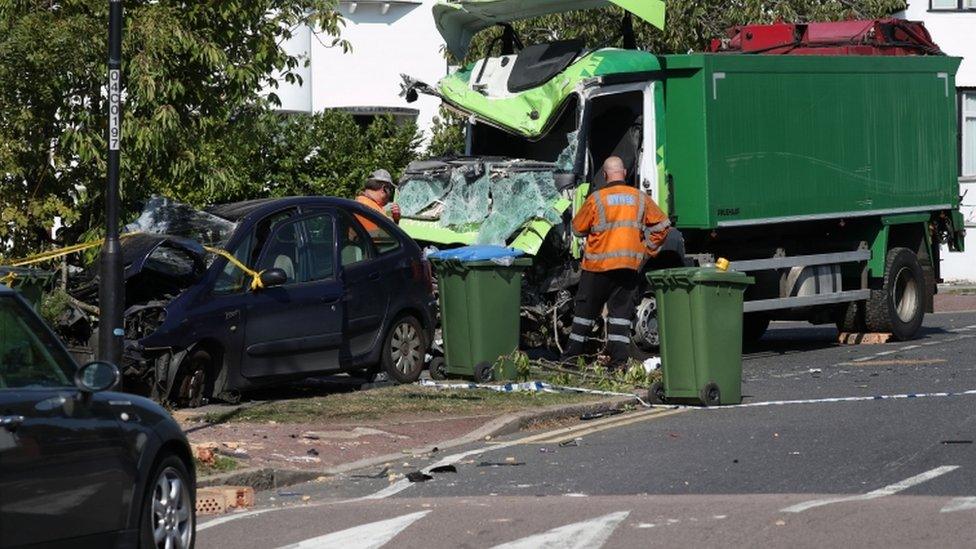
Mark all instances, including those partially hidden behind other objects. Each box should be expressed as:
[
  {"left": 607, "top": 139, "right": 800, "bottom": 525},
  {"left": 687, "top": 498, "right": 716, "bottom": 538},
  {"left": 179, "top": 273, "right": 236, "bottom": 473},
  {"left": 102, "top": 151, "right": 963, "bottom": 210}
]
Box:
[{"left": 198, "top": 311, "right": 976, "bottom": 548}]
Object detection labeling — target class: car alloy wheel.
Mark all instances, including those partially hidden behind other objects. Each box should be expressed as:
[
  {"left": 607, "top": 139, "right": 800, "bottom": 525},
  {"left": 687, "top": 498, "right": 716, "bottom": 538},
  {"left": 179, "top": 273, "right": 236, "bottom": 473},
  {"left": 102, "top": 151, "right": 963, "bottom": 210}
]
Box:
[
  {"left": 151, "top": 467, "right": 193, "bottom": 549},
  {"left": 390, "top": 321, "right": 423, "bottom": 376}
]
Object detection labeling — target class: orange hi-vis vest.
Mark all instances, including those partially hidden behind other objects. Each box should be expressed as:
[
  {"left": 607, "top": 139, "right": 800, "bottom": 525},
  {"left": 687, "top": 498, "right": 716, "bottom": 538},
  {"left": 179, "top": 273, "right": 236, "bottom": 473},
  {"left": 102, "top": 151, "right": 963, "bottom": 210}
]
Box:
[
  {"left": 572, "top": 183, "right": 671, "bottom": 272},
  {"left": 355, "top": 195, "right": 385, "bottom": 233}
]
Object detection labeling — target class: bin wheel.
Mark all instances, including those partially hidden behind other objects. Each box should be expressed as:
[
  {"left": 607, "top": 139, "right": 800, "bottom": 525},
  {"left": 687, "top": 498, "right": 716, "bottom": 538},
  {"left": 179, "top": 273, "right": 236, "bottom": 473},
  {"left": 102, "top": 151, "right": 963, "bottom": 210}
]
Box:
[
  {"left": 649, "top": 381, "right": 667, "bottom": 405},
  {"left": 700, "top": 382, "right": 721, "bottom": 407},
  {"left": 429, "top": 357, "right": 447, "bottom": 380},
  {"left": 474, "top": 362, "right": 494, "bottom": 383}
]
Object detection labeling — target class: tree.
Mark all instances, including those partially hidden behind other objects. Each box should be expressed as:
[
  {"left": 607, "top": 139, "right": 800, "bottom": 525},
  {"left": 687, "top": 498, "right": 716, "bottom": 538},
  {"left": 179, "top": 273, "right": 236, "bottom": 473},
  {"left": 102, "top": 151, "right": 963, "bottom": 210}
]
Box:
[
  {"left": 426, "top": 0, "right": 908, "bottom": 154},
  {"left": 206, "top": 110, "right": 421, "bottom": 203},
  {"left": 0, "top": 0, "right": 347, "bottom": 258}
]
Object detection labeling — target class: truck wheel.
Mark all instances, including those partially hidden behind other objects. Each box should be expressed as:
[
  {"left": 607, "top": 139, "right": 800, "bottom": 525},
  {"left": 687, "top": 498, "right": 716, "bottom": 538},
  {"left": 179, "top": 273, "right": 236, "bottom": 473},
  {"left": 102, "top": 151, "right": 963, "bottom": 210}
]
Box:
[
  {"left": 865, "top": 247, "right": 925, "bottom": 341},
  {"left": 742, "top": 314, "right": 770, "bottom": 347},
  {"left": 835, "top": 301, "right": 867, "bottom": 334}
]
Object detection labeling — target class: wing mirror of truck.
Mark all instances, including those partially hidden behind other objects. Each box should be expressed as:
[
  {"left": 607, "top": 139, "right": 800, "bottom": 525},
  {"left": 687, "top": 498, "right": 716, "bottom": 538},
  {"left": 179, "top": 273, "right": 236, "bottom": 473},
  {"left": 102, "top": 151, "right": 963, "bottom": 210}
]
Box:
[
  {"left": 259, "top": 268, "right": 288, "bottom": 289},
  {"left": 75, "top": 361, "right": 120, "bottom": 393}
]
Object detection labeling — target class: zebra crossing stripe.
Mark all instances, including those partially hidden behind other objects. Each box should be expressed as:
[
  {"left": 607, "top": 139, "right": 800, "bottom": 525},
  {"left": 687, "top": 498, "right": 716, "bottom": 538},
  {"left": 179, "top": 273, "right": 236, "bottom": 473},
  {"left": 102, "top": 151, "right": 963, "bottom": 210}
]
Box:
[
  {"left": 277, "top": 511, "right": 430, "bottom": 549},
  {"left": 941, "top": 497, "right": 976, "bottom": 513},
  {"left": 782, "top": 466, "right": 960, "bottom": 513},
  {"left": 491, "top": 511, "right": 630, "bottom": 549}
]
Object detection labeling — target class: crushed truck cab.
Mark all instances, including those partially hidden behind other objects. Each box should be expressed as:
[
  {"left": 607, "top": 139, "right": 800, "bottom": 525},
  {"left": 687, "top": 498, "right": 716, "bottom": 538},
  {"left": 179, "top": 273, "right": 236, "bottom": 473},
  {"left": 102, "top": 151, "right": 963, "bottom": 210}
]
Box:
[{"left": 400, "top": 3, "right": 966, "bottom": 349}]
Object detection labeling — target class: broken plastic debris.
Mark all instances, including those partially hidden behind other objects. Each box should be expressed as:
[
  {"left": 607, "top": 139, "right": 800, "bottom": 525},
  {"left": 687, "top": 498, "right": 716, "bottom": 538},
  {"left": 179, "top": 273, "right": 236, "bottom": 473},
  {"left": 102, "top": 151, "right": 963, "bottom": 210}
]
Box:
[
  {"left": 407, "top": 471, "right": 434, "bottom": 482},
  {"left": 429, "top": 465, "right": 458, "bottom": 474},
  {"left": 351, "top": 467, "right": 391, "bottom": 479},
  {"left": 643, "top": 357, "right": 662, "bottom": 373},
  {"left": 478, "top": 461, "right": 526, "bottom": 467},
  {"left": 559, "top": 439, "right": 580, "bottom": 447}
]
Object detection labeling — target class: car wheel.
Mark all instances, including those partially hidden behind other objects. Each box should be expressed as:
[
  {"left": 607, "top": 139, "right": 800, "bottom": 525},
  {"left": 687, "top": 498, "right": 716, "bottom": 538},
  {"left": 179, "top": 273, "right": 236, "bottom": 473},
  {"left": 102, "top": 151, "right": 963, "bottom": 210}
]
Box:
[
  {"left": 140, "top": 454, "right": 195, "bottom": 549},
  {"left": 382, "top": 316, "right": 428, "bottom": 383},
  {"left": 173, "top": 349, "right": 214, "bottom": 408},
  {"left": 865, "top": 247, "right": 925, "bottom": 341}
]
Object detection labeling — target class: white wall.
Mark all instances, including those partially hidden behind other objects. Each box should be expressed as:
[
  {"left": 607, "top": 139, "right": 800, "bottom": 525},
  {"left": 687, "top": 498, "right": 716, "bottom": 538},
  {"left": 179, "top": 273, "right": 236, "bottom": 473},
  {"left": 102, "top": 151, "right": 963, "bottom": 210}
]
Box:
[
  {"left": 275, "top": 0, "right": 447, "bottom": 140},
  {"left": 902, "top": 2, "right": 976, "bottom": 282}
]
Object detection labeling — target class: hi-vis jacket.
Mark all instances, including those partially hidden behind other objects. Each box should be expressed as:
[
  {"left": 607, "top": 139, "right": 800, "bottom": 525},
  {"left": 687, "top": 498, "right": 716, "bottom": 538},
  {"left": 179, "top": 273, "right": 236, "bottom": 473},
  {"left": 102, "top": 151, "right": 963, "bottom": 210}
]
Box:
[{"left": 571, "top": 182, "right": 671, "bottom": 272}]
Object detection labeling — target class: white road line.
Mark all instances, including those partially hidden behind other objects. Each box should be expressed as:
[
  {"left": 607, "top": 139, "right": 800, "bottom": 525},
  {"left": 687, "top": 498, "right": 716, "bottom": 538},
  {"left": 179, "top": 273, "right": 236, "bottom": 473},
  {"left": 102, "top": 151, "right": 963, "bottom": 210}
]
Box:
[
  {"left": 277, "top": 510, "right": 430, "bottom": 549},
  {"left": 197, "top": 508, "right": 274, "bottom": 531},
  {"left": 491, "top": 511, "right": 630, "bottom": 549},
  {"left": 781, "top": 466, "right": 960, "bottom": 513},
  {"left": 940, "top": 497, "right": 976, "bottom": 513},
  {"left": 899, "top": 345, "right": 921, "bottom": 351}
]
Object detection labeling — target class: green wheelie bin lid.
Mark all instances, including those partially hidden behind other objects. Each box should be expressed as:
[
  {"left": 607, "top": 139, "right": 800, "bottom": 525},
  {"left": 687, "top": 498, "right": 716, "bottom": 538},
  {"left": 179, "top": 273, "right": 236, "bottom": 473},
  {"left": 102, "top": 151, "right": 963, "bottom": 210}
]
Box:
[{"left": 647, "top": 267, "right": 753, "bottom": 288}]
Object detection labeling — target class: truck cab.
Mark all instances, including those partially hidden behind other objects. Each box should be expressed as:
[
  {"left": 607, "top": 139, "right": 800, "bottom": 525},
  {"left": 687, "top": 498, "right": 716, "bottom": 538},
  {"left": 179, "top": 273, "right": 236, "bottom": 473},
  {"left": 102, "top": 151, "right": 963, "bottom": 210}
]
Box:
[{"left": 399, "top": 0, "right": 966, "bottom": 351}]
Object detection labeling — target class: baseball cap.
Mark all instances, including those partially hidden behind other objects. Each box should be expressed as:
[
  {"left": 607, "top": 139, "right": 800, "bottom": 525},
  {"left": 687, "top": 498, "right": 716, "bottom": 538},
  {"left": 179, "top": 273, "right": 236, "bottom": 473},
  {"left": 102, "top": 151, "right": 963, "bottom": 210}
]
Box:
[{"left": 368, "top": 169, "right": 394, "bottom": 186}]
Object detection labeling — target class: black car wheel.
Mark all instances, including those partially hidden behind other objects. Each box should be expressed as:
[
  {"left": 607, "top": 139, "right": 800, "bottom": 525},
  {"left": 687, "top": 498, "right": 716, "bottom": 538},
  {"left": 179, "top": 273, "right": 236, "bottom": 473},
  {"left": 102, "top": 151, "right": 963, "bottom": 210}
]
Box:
[
  {"left": 173, "top": 349, "right": 214, "bottom": 408},
  {"left": 382, "top": 316, "right": 427, "bottom": 383},
  {"left": 141, "top": 454, "right": 195, "bottom": 549}
]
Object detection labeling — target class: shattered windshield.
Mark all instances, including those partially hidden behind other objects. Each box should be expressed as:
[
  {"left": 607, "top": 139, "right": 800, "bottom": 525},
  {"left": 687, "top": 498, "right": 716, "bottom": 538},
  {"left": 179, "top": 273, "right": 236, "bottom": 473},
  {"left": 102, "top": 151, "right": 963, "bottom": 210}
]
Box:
[
  {"left": 125, "top": 196, "right": 238, "bottom": 249},
  {"left": 397, "top": 130, "right": 577, "bottom": 245}
]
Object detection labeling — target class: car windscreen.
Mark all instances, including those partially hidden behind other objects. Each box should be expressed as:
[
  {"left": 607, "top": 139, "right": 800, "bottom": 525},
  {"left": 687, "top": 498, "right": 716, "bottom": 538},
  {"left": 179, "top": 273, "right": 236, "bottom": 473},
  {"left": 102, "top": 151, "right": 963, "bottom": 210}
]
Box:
[
  {"left": 125, "top": 195, "right": 239, "bottom": 249},
  {"left": 0, "top": 296, "right": 75, "bottom": 389}
]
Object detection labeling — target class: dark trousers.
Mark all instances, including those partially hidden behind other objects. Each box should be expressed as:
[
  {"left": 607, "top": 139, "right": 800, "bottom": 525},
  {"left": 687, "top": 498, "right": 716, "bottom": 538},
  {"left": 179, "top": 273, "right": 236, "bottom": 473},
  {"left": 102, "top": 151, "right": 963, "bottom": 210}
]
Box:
[{"left": 563, "top": 269, "right": 639, "bottom": 366}]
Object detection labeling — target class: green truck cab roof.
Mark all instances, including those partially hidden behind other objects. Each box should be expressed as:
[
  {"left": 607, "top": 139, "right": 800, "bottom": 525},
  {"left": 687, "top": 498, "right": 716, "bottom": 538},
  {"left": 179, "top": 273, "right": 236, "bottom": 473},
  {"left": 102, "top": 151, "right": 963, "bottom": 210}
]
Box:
[
  {"left": 434, "top": 0, "right": 665, "bottom": 59},
  {"left": 440, "top": 48, "right": 661, "bottom": 138}
]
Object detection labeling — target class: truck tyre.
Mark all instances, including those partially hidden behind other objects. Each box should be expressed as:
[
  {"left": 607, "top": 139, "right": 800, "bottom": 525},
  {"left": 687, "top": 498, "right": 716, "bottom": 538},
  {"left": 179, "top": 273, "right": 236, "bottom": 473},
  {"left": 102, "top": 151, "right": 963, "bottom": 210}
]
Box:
[
  {"left": 835, "top": 301, "right": 867, "bottom": 334},
  {"left": 742, "top": 314, "right": 770, "bottom": 347},
  {"left": 865, "top": 247, "right": 925, "bottom": 341}
]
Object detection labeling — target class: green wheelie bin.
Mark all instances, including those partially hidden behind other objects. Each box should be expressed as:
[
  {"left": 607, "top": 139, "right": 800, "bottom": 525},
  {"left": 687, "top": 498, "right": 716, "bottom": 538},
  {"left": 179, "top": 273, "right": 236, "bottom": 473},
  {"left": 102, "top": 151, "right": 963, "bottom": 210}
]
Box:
[
  {"left": 646, "top": 266, "right": 753, "bottom": 406},
  {"left": 0, "top": 267, "right": 54, "bottom": 311},
  {"left": 428, "top": 246, "right": 532, "bottom": 382}
]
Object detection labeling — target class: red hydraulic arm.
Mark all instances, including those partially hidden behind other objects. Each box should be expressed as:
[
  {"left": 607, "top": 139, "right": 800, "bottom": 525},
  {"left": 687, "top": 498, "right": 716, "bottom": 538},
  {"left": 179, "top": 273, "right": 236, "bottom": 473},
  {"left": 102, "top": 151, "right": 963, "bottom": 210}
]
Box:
[{"left": 710, "top": 19, "right": 943, "bottom": 56}]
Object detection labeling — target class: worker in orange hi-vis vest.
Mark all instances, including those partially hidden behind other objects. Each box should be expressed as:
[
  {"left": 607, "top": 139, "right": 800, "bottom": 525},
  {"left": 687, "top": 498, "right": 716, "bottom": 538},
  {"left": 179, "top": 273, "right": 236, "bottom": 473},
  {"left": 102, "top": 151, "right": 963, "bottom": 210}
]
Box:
[
  {"left": 563, "top": 156, "right": 671, "bottom": 368},
  {"left": 355, "top": 169, "right": 401, "bottom": 233}
]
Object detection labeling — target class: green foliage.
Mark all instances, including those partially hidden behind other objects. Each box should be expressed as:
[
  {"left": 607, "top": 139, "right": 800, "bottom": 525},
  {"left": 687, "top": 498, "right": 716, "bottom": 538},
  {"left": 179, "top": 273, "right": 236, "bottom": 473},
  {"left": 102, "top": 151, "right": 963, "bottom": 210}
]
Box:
[
  {"left": 0, "top": 0, "right": 349, "bottom": 259},
  {"left": 184, "top": 110, "right": 422, "bottom": 204},
  {"left": 425, "top": 107, "right": 467, "bottom": 159},
  {"left": 39, "top": 288, "right": 71, "bottom": 325},
  {"left": 427, "top": 0, "right": 907, "bottom": 149}
]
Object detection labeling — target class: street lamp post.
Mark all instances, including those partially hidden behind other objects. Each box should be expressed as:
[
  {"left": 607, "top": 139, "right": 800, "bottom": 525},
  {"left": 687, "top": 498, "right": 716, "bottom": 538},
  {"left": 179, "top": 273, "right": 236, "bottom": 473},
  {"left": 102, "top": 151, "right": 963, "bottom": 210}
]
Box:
[{"left": 98, "top": 0, "right": 123, "bottom": 367}]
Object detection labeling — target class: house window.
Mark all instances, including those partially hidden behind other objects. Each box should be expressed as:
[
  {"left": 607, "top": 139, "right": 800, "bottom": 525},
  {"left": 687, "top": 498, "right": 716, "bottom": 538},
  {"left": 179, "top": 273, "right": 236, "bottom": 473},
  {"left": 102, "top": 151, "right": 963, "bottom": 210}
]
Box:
[
  {"left": 964, "top": 91, "right": 976, "bottom": 177},
  {"left": 931, "top": 0, "right": 976, "bottom": 9}
]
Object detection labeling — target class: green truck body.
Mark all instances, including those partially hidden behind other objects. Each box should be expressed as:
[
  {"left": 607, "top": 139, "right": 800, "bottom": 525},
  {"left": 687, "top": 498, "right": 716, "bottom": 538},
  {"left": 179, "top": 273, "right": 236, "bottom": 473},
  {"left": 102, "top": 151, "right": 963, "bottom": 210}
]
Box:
[
  {"left": 664, "top": 54, "right": 961, "bottom": 230},
  {"left": 399, "top": 1, "right": 967, "bottom": 347}
]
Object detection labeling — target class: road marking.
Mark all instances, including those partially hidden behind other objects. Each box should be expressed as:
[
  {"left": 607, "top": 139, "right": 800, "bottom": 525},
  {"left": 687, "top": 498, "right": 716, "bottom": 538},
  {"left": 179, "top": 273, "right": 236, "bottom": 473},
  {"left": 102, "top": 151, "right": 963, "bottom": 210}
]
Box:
[
  {"left": 836, "top": 359, "right": 947, "bottom": 367},
  {"left": 198, "top": 508, "right": 275, "bottom": 531},
  {"left": 491, "top": 511, "right": 630, "bottom": 549},
  {"left": 941, "top": 497, "right": 976, "bottom": 513},
  {"left": 839, "top": 333, "right": 974, "bottom": 366},
  {"left": 781, "top": 466, "right": 960, "bottom": 513},
  {"left": 518, "top": 408, "right": 687, "bottom": 445},
  {"left": 277, "top": 510, "right": 430, "bottom": 549}
]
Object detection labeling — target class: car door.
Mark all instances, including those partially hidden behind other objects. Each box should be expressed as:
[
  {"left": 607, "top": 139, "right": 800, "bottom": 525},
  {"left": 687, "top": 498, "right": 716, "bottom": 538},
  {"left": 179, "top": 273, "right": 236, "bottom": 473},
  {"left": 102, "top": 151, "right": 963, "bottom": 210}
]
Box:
[
  {"left": 240, "top": 212, "right": 345, "bottom": 378},
  {"left": 337, "top": 210, "right": 391, "bottom": 359},
  {"left": 0, "top": 296, "right": 130, "bottom": 547}
]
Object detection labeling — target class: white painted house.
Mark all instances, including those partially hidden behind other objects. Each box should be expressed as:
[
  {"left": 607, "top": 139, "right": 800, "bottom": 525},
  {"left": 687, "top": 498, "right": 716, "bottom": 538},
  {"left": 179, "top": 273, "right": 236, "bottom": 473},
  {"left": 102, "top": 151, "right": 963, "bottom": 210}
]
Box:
[
  {"left": 901, "top": 1, "right": 976, "bottom": 282},
  {"left": 275, "top": 0, "right": 447, "bottom": 137}
]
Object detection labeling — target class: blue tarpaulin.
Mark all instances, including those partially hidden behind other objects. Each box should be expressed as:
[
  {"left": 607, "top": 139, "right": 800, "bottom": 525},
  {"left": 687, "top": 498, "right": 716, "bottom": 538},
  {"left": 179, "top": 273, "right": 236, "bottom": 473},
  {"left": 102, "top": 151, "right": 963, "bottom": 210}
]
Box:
[{"left": 427, "top": 245, "right": 525, "bottom": 262}]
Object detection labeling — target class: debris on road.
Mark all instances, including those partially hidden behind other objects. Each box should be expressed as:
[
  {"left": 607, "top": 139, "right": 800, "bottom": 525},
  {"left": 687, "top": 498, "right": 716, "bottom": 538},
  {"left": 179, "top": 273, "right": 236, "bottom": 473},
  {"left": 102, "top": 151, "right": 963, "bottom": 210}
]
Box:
[
  {"left": 580, "top": 409, "right": 624, "bottom": 421},
  {"left": 478, "top": 461, "right": 526, "bottom": 467},
  {"left": 941, "top": 440, "right": 974, "bottom": 445},
  {"left": 351, "top": 467, "right": 391, "bottom": 479},
  {"left": 195, "top": 485, "right": 255, "bottom": 516},
  {"left": 838, "top": 332, "right": 893, "bottom": 345},
  {"left": 192, "top": 443, "right": 217, "bottom": 466},
  {"left": 429, "top": 465, "right": 458, "bottom": 474},
  {"left": 407, "top": 471, "right": 434, "bottom": 482}
]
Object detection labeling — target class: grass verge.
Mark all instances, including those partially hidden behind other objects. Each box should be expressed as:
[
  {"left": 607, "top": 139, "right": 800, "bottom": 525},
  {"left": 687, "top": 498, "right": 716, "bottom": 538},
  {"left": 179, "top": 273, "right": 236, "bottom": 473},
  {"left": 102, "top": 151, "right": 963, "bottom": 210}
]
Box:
[
  {"left": 195, "top": 454, "right": 238, "bottom": 477},
  {"left": 202, "top": 384, "right": 604, "bottom": 425}
]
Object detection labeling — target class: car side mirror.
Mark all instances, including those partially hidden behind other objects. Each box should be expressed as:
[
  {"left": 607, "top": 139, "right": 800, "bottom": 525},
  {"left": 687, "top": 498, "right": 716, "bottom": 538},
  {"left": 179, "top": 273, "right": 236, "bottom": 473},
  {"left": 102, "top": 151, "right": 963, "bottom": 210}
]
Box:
[
  {"left": 75, "top": 361, "right": 120, "bottom": 393},
  {"left": 259, "top": 268, "right": 288, "bottom": 289}
]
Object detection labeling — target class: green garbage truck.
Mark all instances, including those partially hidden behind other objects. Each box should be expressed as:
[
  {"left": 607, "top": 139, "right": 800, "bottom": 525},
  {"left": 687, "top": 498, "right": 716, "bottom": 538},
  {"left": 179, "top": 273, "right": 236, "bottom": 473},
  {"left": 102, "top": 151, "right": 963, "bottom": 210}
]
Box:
[{"left": 397, "top": 0, "right": 967, "bottom": 350}]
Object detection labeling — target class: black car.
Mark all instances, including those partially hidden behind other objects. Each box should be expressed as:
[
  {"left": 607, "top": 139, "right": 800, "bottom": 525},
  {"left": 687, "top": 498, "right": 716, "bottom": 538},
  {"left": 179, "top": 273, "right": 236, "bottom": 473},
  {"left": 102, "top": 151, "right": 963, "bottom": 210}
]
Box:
[
  {"left": 0, "top": 288, "right": 195, "bottom": 548},
  {"left": 59, "top": 196, "right": 437, "bottom": 406}
]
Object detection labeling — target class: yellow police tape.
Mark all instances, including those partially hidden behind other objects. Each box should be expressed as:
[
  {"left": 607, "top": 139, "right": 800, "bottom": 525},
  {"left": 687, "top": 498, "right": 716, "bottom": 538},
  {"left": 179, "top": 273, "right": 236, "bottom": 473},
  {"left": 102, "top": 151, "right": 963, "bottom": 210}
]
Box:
[{"left": 1, "top": 233, "right": 265, "bottom": 292}]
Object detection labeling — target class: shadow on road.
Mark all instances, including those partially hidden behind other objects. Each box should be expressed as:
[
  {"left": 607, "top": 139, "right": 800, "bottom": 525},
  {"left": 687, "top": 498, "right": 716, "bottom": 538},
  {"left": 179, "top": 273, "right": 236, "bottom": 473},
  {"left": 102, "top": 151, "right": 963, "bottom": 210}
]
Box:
[{"left": 744, "top": 323, "right": 953, "bottom": 361}]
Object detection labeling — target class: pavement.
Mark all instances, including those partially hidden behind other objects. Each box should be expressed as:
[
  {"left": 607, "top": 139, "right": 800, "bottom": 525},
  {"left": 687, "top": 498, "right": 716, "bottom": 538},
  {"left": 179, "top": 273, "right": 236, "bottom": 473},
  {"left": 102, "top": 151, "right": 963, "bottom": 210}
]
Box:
[{"left": 197, "top": 309, "right": 976, "bottom": 548}]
